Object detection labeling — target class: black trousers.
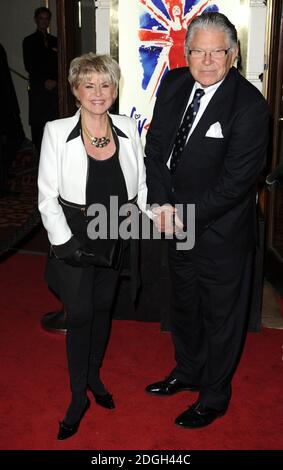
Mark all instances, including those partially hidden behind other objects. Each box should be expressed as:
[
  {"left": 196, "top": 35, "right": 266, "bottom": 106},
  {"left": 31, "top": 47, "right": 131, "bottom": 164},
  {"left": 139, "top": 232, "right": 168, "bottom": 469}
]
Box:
[
  {"left": 31, "top": 125, "right": 44, "bottom": 156},
  {"left": 168, "top": 242, "right": 254, "bottom": 410},
  {"left": 29, "top": 87, "right": 58, "bottom": 153},
  {"left": 0, "top": 117, "right": 24, "bottom": 190},
  {"left": 57, "top": 263, "right": 120, "bottom": 395}
]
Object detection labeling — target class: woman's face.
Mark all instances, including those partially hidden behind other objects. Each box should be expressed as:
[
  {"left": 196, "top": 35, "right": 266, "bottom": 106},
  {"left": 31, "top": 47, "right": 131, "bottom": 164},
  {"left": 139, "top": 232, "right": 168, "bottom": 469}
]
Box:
[
  {"left": 172, "top": 5, "right": 181, "bottom": 17},
  {"left": 73, "top": 72, "right": 116, "bottom": 116}
]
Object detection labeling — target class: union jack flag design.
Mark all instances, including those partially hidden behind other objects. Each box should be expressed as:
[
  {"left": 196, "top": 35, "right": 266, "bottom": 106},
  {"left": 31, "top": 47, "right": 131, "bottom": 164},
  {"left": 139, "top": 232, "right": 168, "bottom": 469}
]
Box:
[{"left": 138, "top": 0, "right": 219, "bottom": 99}]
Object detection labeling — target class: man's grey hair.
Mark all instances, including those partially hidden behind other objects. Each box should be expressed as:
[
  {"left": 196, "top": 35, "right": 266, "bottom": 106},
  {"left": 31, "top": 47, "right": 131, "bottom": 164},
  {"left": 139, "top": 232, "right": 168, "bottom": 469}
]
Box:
[{"left": 185, "top": 12, "right": 238, "bottom": 58}]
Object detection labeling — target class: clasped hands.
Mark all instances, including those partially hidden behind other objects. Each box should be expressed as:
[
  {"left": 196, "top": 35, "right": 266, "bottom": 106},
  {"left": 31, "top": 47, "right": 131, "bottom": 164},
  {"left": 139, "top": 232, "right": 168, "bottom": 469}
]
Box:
[
  {"left": 44, "top": 79, "right": 57, "bottom": 91},
  {"left": 61, "top": 205, "right": 182, "bottom": 267},
  {"left": 152, "top": 205, "right": 183, "bottom": 235}
]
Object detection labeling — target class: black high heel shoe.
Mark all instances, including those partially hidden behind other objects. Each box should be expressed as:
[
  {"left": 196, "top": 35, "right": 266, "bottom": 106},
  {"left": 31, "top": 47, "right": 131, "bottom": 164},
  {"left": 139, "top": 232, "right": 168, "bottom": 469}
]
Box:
[
  {"left": 88, "top": 386, "right": 115, "bottom": 409},
  {"left": 57, "top": 397, "right": 91, "bottom": 440}
]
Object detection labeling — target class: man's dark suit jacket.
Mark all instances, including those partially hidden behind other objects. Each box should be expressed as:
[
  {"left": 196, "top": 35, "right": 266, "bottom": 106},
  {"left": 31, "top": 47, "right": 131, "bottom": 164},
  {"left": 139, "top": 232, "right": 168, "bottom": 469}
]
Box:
[
  {"left": 23, "top": 30, "right": 58, "bottom": 126},
  {"left": 0, "top": 44, "right": 25, "bottom": 188},
  {"left": 145, "top": 66, "right": 269, "bottom": 256}
]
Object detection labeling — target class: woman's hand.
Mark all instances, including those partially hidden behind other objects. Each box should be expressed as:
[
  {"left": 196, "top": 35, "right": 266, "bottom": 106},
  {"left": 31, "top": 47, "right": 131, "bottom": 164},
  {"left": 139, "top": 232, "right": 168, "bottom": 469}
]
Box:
[
  {"left": 152, "top": 205, "right": 183, "bottom": 234},
  {"left": 63, "top": 247, "right": 117, "bottom": 268},
  {"left": 63, "top": 248, "right": 92, "bottom": 267}
]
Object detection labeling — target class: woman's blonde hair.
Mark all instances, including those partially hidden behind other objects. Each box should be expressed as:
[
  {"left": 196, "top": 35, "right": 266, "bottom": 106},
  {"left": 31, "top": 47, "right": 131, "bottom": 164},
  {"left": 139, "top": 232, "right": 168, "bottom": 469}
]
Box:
[{"left": 68, "top": 52, "right": 121, "bottom": 95}]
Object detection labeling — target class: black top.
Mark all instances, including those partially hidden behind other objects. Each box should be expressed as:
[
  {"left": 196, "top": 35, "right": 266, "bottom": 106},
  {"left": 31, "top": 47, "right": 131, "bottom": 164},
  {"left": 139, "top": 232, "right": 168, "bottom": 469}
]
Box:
[{"left": 85, "top": 149, "right": 128, "bottom": 250}]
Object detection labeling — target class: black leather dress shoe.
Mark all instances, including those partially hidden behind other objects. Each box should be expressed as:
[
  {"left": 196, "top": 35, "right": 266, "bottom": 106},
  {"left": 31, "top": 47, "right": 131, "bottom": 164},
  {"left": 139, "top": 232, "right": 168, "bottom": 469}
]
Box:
[
  {"left": 88, "top": 387, "right": 115, "bottom": 409},
  {"left": 57, "top": 397, "right": 90, "bottom": 440},
  {"left": 145, "top": 376, "right": 198, "bottom": 396},
  {"left": 175, "top": 401, "right": 226, "bottom": 428}
]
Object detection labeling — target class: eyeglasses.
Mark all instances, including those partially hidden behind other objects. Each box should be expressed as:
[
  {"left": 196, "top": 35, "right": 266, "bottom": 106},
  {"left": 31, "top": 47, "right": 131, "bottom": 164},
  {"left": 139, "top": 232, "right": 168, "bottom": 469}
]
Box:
[{"left": 189, "top": 49, "right": 231, "bottom": 59}]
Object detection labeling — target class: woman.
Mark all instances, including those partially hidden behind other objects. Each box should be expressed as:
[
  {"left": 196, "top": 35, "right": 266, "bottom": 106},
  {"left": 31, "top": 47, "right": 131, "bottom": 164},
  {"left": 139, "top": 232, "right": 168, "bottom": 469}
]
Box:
[{"left": 38, "top": 53, "right": 147, "bottom": 440}]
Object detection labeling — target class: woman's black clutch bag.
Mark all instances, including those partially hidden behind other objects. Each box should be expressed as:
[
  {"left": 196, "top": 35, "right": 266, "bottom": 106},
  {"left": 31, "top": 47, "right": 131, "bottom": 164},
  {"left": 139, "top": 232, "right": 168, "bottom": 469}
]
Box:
[{"left": 58, "top": 196, "right": 123, "bottom": 270}]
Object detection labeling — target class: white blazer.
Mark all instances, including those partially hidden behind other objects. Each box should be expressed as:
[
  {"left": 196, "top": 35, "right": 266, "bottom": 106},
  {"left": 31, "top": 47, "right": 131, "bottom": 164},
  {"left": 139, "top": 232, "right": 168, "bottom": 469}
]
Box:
[{"left": 38, "top": 109, "right": 147, "bottom": 246}]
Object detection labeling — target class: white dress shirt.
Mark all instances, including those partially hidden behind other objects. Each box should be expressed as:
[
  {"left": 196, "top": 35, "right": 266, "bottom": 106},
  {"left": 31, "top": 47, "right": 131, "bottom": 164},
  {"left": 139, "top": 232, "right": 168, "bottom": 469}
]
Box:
[{"left": 167, "top": 78, "right": 224, "bottom": 168}]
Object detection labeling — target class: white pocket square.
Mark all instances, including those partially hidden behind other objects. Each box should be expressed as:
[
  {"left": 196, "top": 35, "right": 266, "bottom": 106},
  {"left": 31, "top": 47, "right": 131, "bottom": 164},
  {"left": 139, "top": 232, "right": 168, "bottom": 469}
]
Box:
[{"left": 205, "top": 122, "right": 223, "bottom": 138}]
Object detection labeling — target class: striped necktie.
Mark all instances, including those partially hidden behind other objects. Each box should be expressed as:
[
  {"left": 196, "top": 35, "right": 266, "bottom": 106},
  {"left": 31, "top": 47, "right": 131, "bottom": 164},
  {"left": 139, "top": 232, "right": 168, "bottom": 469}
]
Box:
[{"left": 170, "top": 88, "right": 205, "bottom": 174}]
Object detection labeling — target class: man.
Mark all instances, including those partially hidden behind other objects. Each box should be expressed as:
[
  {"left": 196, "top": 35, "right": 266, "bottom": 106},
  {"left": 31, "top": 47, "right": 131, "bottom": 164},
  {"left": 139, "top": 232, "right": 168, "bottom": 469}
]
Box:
[
  {"left": 23, "top": 6, "right": 58, "bottom": 153},
  {"left": 145, "top": 12, "right": 269, "bottom": 428},
  {"left": 0, "top": 43, "right": 25, "bottom": 197}
]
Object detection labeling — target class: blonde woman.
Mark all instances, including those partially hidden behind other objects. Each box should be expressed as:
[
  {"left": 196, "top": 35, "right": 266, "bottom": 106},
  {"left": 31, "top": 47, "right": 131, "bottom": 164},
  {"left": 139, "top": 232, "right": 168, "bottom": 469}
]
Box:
[{"left": 38, "top": 53, "right": 147, "bottom": 439}]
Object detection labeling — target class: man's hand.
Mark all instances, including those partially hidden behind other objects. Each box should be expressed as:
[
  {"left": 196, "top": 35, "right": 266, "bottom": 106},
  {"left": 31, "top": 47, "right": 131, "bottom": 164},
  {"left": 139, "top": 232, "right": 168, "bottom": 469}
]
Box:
[
  {"left": 44, "top": 79, "right": 57, "bottom": 90},
  {"left": 152, "top": 205, "right": 183, "bottom": 235}
]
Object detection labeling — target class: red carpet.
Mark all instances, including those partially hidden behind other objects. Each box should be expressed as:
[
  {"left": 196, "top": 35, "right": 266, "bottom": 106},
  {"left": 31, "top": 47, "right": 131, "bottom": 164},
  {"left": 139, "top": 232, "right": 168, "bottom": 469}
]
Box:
[{"left": 0, "top": 253, "right": 282, "bottom": 450}]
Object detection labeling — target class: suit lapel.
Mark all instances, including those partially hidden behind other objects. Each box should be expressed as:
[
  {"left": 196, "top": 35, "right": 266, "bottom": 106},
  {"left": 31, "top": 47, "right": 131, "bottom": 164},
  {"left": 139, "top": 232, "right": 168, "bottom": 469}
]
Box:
[
  {"left": 187, "top": 68, "right": 238, "bottom": 144},
  {"left": 164, "top": 72, "right": 194, "bottom": 163}
]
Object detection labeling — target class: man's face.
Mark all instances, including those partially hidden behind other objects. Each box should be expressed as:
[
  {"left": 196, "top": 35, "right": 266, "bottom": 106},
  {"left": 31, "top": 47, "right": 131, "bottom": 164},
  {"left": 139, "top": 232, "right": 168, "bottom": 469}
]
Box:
[
  {"left": 187, "top": 28, "right": 238, "bottom": 88},
  {"left": 35, "top": 12, "right": 51, "bottom": 32}
]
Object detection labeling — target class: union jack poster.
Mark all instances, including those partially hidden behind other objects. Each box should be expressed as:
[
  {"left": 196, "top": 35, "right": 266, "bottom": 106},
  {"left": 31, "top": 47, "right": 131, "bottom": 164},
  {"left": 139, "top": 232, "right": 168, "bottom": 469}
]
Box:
[{"left": 118, "top": 0, "right": 247, "bottom": 142}]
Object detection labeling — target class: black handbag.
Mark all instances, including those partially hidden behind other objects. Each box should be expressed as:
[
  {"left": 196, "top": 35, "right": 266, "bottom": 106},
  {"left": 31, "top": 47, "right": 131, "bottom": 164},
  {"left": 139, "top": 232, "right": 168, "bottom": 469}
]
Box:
[
  {"left": 58, "top": 196, "right": 123, "bottom": 270},
  {"left": 85, "top": 237, "right": 123, "bottom": 270}
]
